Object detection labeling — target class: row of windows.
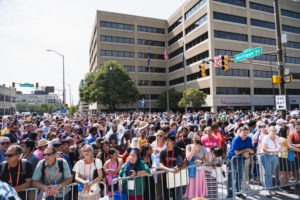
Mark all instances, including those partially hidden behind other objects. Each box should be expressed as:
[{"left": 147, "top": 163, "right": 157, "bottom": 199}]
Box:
[
  {"left": 185, "top": 0, "right": 207, "bottom": 20},
  {"left": 200, "top": 88, "right": 210, "bottom": 95},
  {"left": 254, "top": 88, "right": 278, "bottom": 95},
  {"left": 124, "top": 65, "right": 135, "bottom": 72},
  {"left": 138, "top": 53, "right": 164, "bottom": 60},
  {"left": 0, "top": 94, "right": 15, "bottom": 102},
  {"left": 216, "top": 68, "right": 249, "bottom": 77},
  {"left": 100, "top": 50, "right": 134, "bottom": 58},
  {"left": 281, "top": 9, "right": 300, "bottom": 20},
  {"left": 253, "top": 54, "right": 277, "bottom": 62},
  {"left": 139, "top": 94, "right": 160, "bottom": 100},
  {"left": 169, "top": 62, "right": 183, "bottom": 73},
  {"left": 168, "top": 17, "right": 182, "bottom": 33},
  {"left": 185, "top": 14, "right": 207, "bottom": 35},
  {"left": 186, "top": 50, "right": 209, "bottom": 65},
  {"left": 187, "top": 69, "right": 210, "bottom": 81},
  {"left": 216, "top": 87, "right": 250, "bottom": 95},
  {"left": 251, "top": 19, "right": 275, "bottom": 29},
  {"left": 293, "top": 73, "right": 300, "bottom": 79},
  {"left": 213, "top": 0, "right": 245, "bottom": 7},
  {"left": 213, "top": 12, "right": 246, "bottom": 24},
  {"left": 287, "top": 41, "right": 300, "bottom": 49},
  {"left": 168, "top": 32, "right": 183, "bottom": 46},
  {"left": 169, "top": 77, "right": 184, "bottom": 86},
  {"left": 100, "top": 35, "right": 134, "bottom": 44},
  {"left": 100, "top": 21, "right": 134, "bottom": 31},
  {"left": 169, "top": 47, "right": 183, "bottom": 59},
  {"left": 286, "top": 56, "right": 300, "bottom": 64},
  {"left": 138, "top": 80, "right": 166, "bottom": 86},
  {"left": 138, "top": 39, "right": 165, "bottom": 47},
  {"left": 282, "top": 25, "right": 300, "bottom": 34},
  {"left": 250, "top": 2, "right": 273, "bottom": 13},
  {"left": 215, "top": 49, "right": 241, "bottom": 57},
  {"left": 253, "top": 70, "right": 278, "bottom": 78},
  {"left": 214, "top": 30, "right": 247, "bottom": 42},
  {"left": 138, "top": 66, "right": 166, "bottom": 73},
  {"left": 137, "top": 25, "right": 165, "bottom": 34},
  {"left": 186, "top": 32, "right": 208, "bottom": 51},
  {"left": 252, "top": 35, "right": 276, "bottom": 46},
  {"left": 287, "top": 89, "right": 300, "bottom": 95}
]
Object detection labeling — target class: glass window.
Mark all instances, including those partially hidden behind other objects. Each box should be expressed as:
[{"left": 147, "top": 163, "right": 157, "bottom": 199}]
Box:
[
  {"left": 186, "top": 32, "right": 208, "bottom": 50},
  {"left": 186, "top": 50, "right": 209, "bottom": 65},
  {"left": 250, "top": 2, "right": 273, "bottom": 13},
  {"left": 251, "top": 19, "right": 275, "bottom": 29},
  {"left": 185, "top": 0, "right": 207, "bottom": 19},
  {"left": 281, "top": 9, "right": 300, "bottom": 20},
  {"left": 137, "top": 25, "right": 165, "bottom": 34},
  {"left": 213, "top": 0, "right": 245, "bottom": 7},
  {"left": 282, "top": 25, "right": 300, "bottom": 34},
  {"left": 168, "top": 17, "right": 182, "bottom": 33},
  {"left": 214, "top": 31, "right": 247, "bottom": 41},
  {"left": 100, "top": 21, "right": 134, "bottom": 31},
  {"left": 168, "top": 32, "right": 183, "bottom": 46},
  {"left": 213, "top": 12, "right": 246, "bottom": 24},
  {"left": 185, "top": 14, "right": 208, "bottom": 35},
  {"left": 169, "top": 47, "right": 183, "bottom": 59}
]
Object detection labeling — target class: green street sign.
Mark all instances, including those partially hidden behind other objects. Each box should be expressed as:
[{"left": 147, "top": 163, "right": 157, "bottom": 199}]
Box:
[
  {"left": 20, "top": 83, "right": 34, "bottom": 87},
  {"left": 235, "top": 47, "right": 262, "bottom": 62}
]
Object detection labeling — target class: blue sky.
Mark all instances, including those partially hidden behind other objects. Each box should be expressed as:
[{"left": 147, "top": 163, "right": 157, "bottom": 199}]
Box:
[{"left": 0, "top": 0, "right": 183, "bottom": 105}]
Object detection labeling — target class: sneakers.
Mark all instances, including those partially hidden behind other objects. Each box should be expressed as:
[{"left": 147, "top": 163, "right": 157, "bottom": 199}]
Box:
[
  {"left": 236, "top": 194, "right": 246, "bottom": 200},
  {"left": 270, "top": 190, "right": 276, "bottom": 195},
  {"left": 266, "top": 190, "right": 272, "bottom": 198}
]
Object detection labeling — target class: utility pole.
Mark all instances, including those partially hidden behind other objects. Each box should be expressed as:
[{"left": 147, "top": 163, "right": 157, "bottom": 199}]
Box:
[{"left": 273, "top": 0, "right": 286, "bottom": 119}]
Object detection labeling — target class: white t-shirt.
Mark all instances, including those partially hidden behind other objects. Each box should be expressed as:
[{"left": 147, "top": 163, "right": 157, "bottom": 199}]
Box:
[
  {"left": 73, "top": 159, "right": 103, "bottom": 192},
  {"left": 261, "top": 135, "right": 280, "bottom": 153}
]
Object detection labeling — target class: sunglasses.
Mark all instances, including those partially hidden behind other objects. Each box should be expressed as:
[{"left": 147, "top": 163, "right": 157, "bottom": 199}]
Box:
[
  {"left": 43, "top": 152, "right": 55, "bottom": 157},
  {"left": 157, "top": 135, "right": 163, "bottom": 137},
  {"left": 4, "top": 153, "right": 18, "bottom": 158},
  {"left": 1, "top": 142, "right": 10, "bottom": 145}
]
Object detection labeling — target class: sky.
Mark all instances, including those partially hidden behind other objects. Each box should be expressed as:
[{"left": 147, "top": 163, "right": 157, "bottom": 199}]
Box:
[{"left": 0, "top": 0, "right": 184, "bottom": 105}]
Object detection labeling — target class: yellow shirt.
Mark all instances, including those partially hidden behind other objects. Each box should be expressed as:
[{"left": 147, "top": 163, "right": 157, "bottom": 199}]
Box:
[
  {"left": 279, "top": 137, "right": 288, "bottom": 158},
  {"left": 1, "top": 128, "right": 10, "bottom": 136},
  {"left": 139, "top": 138, "right": 147, "bottom": 150}
]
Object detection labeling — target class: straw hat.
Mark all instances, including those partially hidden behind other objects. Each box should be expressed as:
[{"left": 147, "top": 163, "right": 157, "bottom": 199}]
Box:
[
  {"left": 37, "top": 139, "right": 49, "bottom": 148},
  {"left": 138, "top": 121, "right": 148, "bottom": 131}
]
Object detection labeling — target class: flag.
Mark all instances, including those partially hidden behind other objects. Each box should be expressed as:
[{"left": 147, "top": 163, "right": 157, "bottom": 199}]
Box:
[
  {"left": 147, "top": 46, "right": 150, "bottom": 67},
  {"left": 182, "top": 52, "right": 185, "bottom": 68},
  {"left": 164, "top": 47, "right": 167, "bottom": 61}
]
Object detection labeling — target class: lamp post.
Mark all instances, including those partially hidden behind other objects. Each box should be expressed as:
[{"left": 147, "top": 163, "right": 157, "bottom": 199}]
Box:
[{"left": 46, "top": 49, "right": 65, "bottom": 106}]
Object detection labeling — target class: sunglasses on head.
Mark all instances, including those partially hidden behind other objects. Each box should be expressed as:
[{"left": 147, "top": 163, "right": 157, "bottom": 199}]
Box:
[
  {"left": 43, "top": 152, "right": 55, "bottom": 157},
  {"left": 1, "top": 142, "right": 10, "bottom": 145},
  {"left": 4, "top": 153, "right": 18, "bottom": 158}
]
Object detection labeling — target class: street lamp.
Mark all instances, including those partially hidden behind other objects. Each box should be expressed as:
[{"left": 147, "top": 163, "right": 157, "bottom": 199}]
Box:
[{"left": 46, "top": 49, "right": 65, "bottom": 106}]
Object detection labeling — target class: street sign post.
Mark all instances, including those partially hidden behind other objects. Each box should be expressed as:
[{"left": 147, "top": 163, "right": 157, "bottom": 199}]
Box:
[
  {"left": 275, "top": 95, "right": 287, "bottom": 110},
  {"left": 235, "top": 47, "right": 262, "bottom": 62},
  {"left": 20, "top": 83, "right": 34, "bottom": 87},
  {"left": 61, "top": 108, "right": 67, "bottom": 113}
]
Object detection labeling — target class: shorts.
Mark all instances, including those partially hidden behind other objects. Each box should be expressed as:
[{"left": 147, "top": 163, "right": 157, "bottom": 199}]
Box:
[{"left": 279, "top": 157, "right": 299, "bottom": 172}]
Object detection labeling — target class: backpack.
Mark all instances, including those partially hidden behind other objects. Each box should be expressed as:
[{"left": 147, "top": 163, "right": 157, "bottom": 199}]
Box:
[
  {"left": 0, "top": 159, "right": 27, "bottom": 182},
  {"left": 41, "top": 158, "right": 64, "bottom": 183}
]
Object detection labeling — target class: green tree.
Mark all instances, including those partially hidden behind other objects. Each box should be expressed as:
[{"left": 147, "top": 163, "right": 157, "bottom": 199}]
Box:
[
  {"left": 37, "top": 104, "right": 58, "bottom": 114},
  {"left": 79, "top": 60, "right": 140, "bottom": 112},
  {"left": 16, "top": 102, "right": 38, "bottom": 112},
  {"left": 157, "top": 88, "right": 182, "bottom": 111},
  {"left": 68, "top": 105, "right": 77, "bottom": 115},
  {"left": 178, "top": 88, "right": 206, "bottom": 109}
]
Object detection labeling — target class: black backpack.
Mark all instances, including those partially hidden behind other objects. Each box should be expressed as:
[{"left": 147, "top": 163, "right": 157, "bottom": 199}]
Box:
[
  {"left": 0, "top": 159, "right": 27, "bottom": 182},
  {"left": 41, "top": 158, "right": 64, "bottom": 183}
]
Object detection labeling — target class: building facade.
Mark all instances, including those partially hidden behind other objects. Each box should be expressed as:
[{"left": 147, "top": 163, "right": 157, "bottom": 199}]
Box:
[
  {"left": 89, "top": 0, "right": 300, "bottom": 112},
  {"left": 16, "top": 93, "right": 60, "bottom": 105},
  {"left": 0, "top": 85, "right": 16, "bottom": 116}
]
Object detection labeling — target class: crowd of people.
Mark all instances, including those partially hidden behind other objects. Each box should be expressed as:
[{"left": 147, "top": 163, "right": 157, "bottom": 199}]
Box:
[{"left": 0, "top": 110, "right": 299, "bottom": 200}]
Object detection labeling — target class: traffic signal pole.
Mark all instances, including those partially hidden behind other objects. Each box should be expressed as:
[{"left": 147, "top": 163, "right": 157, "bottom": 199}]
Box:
[{"left": 273, "top": 0, "right": 286, "bottom": 119}]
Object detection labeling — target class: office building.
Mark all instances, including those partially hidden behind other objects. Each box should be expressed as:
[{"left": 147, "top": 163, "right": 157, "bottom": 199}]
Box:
[
  {"left": 16, "top": 92, "right": 60, "bottom": 105},
  {"left": 0, "top": 85, "right": 16, "bottom": 116}
]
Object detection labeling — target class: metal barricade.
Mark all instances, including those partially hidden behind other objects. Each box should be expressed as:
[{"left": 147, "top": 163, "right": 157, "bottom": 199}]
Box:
[
  {"left": 110, "top": 160, "right": 228, "bottom": 200},
  {"left": 230, "top": 151, "right": 300, "bottom": 199}
]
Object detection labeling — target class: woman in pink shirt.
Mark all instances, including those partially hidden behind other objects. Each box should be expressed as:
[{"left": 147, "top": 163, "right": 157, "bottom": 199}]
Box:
[{"left": 34, "top": 139, "right": 49, "bottom": 159}]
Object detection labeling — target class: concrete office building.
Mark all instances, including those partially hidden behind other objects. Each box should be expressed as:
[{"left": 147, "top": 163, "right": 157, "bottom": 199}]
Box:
[
  {"left": 16, "top": 92, "right": 60, "bottom": 106},
  {"left": 0, "top": 85, "right": 16, "bottom": 116},
  {"left": 89, "top": 0, "right": 300, "bottom": 112}
]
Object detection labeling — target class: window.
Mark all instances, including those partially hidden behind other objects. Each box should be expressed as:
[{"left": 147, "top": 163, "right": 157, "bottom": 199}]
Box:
[
  {"left": 287, "top": 41, "right": 300, "bottom": 49},
  {"left": 138, "top": 80, "right": 166, "bottom": 86},
  {"left": 139, "top": 94, "right": 160, "bottom": 100},
  {"left": 282, "top": 25, "right": 300, "bottom": 34},
  {"left": 286, "top": 56, "right": 300, "bottom": 64},
  {"left": 186, "top": 50, "right": 209, "bottom": 65},
  {"left": 185, "top": 14, "right": 208, "bottom": 35},
  {"left": 0, "top": 94, "right": 4, "bottom": 101},
  {"left": 215, "top": 49, "right": 242, "bottom": 57},
  {"left": 100, "top": 21, "right": 134, "bottom": 31},
  {"left": 101, "top": 35, "right": 135, "bottom": 44},
  {"left": 137, "top": 26, "right": 165, "bottom": 34},
  {"left": 213, "top": 12, "right": 246, "bottom": 24},
  {"left": 251, "top": 19, "right": 275, "bottom": 29},
  {"left": 200, "top": 88, "right": 210, "bottom": 95},
  {"left": 168, "top": 17, "right": 182, "bottom": 33},
  {"left": 251, "top": 36, "right": 276, "bottom": 45},
  {"left": 281, "top": 9, "right": 300, "bottom": 20},
  {"left": 250, "top": 2, "right": 273, "bottom": 13},
  {"left": 169, "top": 77, "right": 184, "bottom": 86},
  {"left": 216, "top": 87, "right": 250, "bottom": 95},
  {"left": 124, "top": 65, "right": 135, "bottom": 72},
  {"left": 213, "top": 0, "right": 245, "bottom": 7},
  {"left": 185, "top": 0, "right": 207, "bottom": 19},
  {"left": 138, "top": 39, "right": 165, "bottom": 47},
  {"left": 292, "top": 73, "right": 300, "bottom": 80},
  {"left": 253, "top": 54, "right": 277, "bottom": 62},
  {"left": 168, "top": 32, "right": 183, "bottom": 46},
  {"left": 254, "top": 88, "right": 279, "bottom": 95},
  {"left": 186, "top": 32, "right": 208, "bottom": 50},
  {"left": 216, "top": 68, "right": 249, "bottom": 77},
  {"left": 214, "top": 30, "right": 247, "bottom": 41},
  {"left": 100, "top": 50, "right": 134, "bottom": 58},
  {"left": 138, "top": 53, "right": 164, "bottom": 60},
  {"left": 138, "top": 66, "right": 165, "bottom": 73},
  {"left": 169, "top": 62, "right": 183, "bottom": 72},
  {"left": 169, "top": 47, "right": 183, "bottom": 59},
  {"left": 287, "top": 89, "right": 300, "bottom": 95},
  {"left": 187, "top": 69, "right": 210, "bottom": 81},
  {"left": 253, "top": 70, "right": 278, "bottom": 78}
]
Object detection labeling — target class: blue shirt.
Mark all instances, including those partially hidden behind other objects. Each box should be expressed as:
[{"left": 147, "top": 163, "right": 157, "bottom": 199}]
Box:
[
  {"left": 85, "top": 134, "right": 96, "bottom": 144},
  {"left": 0, "top": 149, "right": 5, "bottom": 163},
  {"left": 227, "top": 135, "right": 253, "bottom": 160}
]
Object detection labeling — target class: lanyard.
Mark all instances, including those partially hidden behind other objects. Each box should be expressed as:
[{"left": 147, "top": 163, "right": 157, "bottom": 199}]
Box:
[
  {"left": 8, "top": 160, "right": 21, "bottom": 186},
  {"left": 22, "top": 151, "right": 33, "bottom": 160},
  {"left": 46, "top": 167, "right": 58, "bottom": 185},
  {"left": 84, "top": 160, "right": 93, "bottom": 181},
  {"left": 166, "top": 149, "right": 174, "bottom": 167}
]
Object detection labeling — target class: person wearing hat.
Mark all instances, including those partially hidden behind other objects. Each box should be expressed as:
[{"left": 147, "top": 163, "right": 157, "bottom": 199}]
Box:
[
  {"left": 20, "top": 138, "right": 40, "bottom": 170},
  {"left": 34, "top": 139, "right": 49, "bottom": 160},
  {"left": 42, "top": 120, "right": 51, "bottom": 137}
]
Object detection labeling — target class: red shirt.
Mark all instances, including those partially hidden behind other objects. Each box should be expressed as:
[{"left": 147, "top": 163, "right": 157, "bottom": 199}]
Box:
[
  {"left": 289, "top": 132, "right": 300, "bottom": 159},
  {"left": 201, "top": 135, "right": 221, "bottom": 148}
]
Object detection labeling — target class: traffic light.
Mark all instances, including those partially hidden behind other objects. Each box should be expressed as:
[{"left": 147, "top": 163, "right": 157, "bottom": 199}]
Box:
[
  {"left": 35, "top": 82, "right": 39, "bottom": 89},
  {"left": 12, "top": 82, "right": 15, "bottom": 88},
  {"left": 222, "top": 55, "right": 229, "bottom": 71},
  {"left": 200, "top": 64, "right": 206, "bottom": 77}
]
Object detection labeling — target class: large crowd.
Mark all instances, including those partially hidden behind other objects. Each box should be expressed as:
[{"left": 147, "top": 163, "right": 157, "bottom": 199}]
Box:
[{"left": 0, "top": 110, "right": 299, "bottom": 200}]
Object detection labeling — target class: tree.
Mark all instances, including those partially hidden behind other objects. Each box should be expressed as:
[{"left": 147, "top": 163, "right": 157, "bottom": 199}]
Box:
[
  {"left": 157, "top": 88, "right": 182, "bottom": 111},
  {"left": 37, "top": 104, "right": 59, "bottom": 114},
  {"left": 79, "top": 60, "right": 140, "bottom": 112},
  {"left": 68, "top": 105, "right": 77, "bottom": 115},
  {"left": 178, "top": 88, "right": 206, "bottom": 109},
  {"left": 16, "top": 102, "right": 38, "bottom": 112}
]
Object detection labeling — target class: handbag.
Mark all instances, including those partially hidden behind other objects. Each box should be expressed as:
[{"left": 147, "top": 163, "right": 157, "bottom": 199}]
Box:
[
  {"left": 114, "top": 185, "right": 127, "bottom": 200},
  {"left": 288, "top": 149, "right": 295, "bottom": 162}
]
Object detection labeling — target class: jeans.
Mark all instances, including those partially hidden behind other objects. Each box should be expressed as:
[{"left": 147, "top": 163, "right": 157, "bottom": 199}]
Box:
[
  {"left": 227, "top": 159, "right": 245, "bottom": 198},
  {"left": 46, "top": 193, "right": 69, "bottom": 200},
  {"left": 261, "top": 154, "right": 279, "bottom": 189}
]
